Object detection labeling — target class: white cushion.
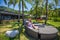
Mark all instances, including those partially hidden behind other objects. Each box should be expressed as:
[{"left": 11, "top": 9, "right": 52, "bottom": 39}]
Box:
[{"left": 5, "top": 30, "right": 19, "bottom": 38}]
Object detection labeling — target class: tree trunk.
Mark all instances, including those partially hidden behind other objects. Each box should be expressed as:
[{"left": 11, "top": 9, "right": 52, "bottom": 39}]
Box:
[
  {"left": 45, "top": 0, "right": 48, "bottom": 24},
  {"left": 18, "top": 0, "right": 21, "bottom": 29},
  {"left": 22, "top": 0, "right": 24, "bottom": 25},
  {"left": 18, "top": 0, "right": 21, "bottom": 40},
  {"left": 56, "top": 9, "right": 58, "bottom": 20},
  {"left": 36, "top": 5, "right": 37, "bottom": 21},
  {"left": 36, "top": 1, "right": 38, "bottom": 21},
  {"left": 7, "top": 3, "right": 9, "bottom": 11},
  {"left": 13, "top": 6, "right": 14, "bottom": 12}
]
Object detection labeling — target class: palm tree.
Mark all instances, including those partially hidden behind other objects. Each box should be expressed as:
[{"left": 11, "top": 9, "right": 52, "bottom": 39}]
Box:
[
  {"left": 13, "top": 0, "right": 17, "bottom": 9},
  {"left": 4, "top": 0, "right": 20, "bottom": 25},
  {"left": 48, "top": 3, "right": 53, "bottom": 20},
  {"left": 45, "top": 0, "right": 48, "bottom": 24},
  {"left": 15, "top": 0, "right": 33, "bottom": 40},
  {"left": 4, "top": 0, "right": 20, "bottom": 40},
  {"left": 4, "top": 0, "right": 7, "bottom": 5},
  {"left": 22, "top": 0, "right": 33, "bottom": 25},
  {"left": 54, "top": 0, "right": 59, "bottom": 19},
  {"left": 22, "top": 0, "right": 24, "bottom": 25},
  {"left": 35, "top": 0, "right": 39, "bottom": 21},
  {"left": 32, "top": 0, "right": 44, "bottom": 21},
  {"left": 12, "top": 0, "right": 33, "bottom": 39},
  {"left": 4, "top": 0, "right": 9, "bottom": 10},
  {"left": 15, "top": 0, "right": 33, "bottom": 25},
  {"left": 4, "top": 0, "right": 13, "bottom": 9},
  {"left": 44, "top": 0, "right": 59, "bottom": 24}
]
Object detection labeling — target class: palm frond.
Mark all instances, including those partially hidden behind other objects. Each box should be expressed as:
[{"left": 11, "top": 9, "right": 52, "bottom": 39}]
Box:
[
  {"left": 54, "top": 0, "right": 59, "bottom": 6},
  {"left": 8, "top": 0, "right": 12, "bottom": 6},
  {"left": 4, "top": 0, "right": 7, "bottom": 5},
  {"left": 25, "top": 0, "right": 34, "bottom": 4},
  {"left": 23, "top": 1, "right": 28, "bottom": 9},
  {"left": 12, "top": 0, "right": 17, "bottom": 8}
]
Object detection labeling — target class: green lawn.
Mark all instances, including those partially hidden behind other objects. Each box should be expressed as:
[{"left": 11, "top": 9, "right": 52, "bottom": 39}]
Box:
[
  {"left": 47, "top": 20, "right": 60, "bottom": 32},
  {"left": 0, "top": 20, "right": 60, "bottom": 40},
  {"left": 47, "top": 20, "right": 60, "bottom": 27},
  {"left": 0, "top": 21, "right": 36, "bottom": 40}
]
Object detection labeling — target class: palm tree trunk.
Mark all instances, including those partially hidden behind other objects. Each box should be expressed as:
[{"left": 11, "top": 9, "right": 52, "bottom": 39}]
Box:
[
  {"left": 18, "top": 0, "right": 21, "bottom": 40},
  {"left": 18, "top": 0, "right": 21, "bottom": 27},
  {"left": 36, "top": 4, "right": 37, "bottom": 21},
  {"left": 7, "top": 3, "right": 9, "bottom": 11},
  {"left": 45, "top": 0, "right": 48, "bottom": 24},
  {"left": 13, "top": 6, "right": 14, "bottom": 11},
  {"left": 22, "top": 0, "right": 24, "bottom": 25},
  {"left": 36, "top": 1, "right": 38, "bottom": 21},
  {"left": 56, "top": 9, "right": 58, "bottom": 20}
]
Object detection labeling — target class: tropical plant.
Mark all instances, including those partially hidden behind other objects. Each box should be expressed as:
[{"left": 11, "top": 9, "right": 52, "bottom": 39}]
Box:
[
  {"left": 32, "top": 0, "right": 44, "bottom": 21},
  {"left": 14, "top": 0, "right": 33, "bottom": 25},
  {"left": 4, "top": 0, "right": 21, "bottom": 40},
  {"left": 51, "top": 0, "right": 59, "bottom": 21},
  {"left": 4, "top": 0, "right": 12, "bottom": 8}
]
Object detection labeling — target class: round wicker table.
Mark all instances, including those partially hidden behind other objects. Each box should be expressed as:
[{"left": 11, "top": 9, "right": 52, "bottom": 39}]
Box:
[{"left": 38, "top": 25, "right": 58, "bottom": 40}]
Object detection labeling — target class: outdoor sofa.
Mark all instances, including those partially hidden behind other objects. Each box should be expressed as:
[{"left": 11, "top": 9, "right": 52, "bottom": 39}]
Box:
[{"left": 25, "top": 23, "right": 58, "bottom": 40}]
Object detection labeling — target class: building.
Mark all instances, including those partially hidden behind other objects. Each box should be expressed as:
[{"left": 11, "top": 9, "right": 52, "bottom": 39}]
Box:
[
  {"left": 0, "top": 11, "right": 18, "bottom": 20},
  {"left": 0, "top": 6, "right": 29, "bottom": 24},
  {"left": 0, "top": 6, "right": 19, "bottom": 24}
]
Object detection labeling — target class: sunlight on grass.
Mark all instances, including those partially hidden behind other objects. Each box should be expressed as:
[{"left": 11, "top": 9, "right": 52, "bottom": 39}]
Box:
[
  {"left": 0, "top": 28, "right": 12, "bottom": 33},
  {"left": 47, "top": 20, "right": 60, "bottom": 27},
  {"left": 0, "top": 33, "right": 9, "bottom": 40},
  {"left": 20, "top": 34, "right": 29, "bottom": 40}
]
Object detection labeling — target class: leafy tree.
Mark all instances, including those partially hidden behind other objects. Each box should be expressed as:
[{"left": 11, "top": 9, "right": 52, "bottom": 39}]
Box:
[
  {"left": 15, "top": 0, "right": 33, "bottom": 25},
  {"left": 4, "top": 0, "right": 13, "bottom": 8},
  {"left": 52, "top": 0, "right": 59, "bottom": 21},
  {"left": 32, "top": 0, "right": 44, "bottom": 21}
]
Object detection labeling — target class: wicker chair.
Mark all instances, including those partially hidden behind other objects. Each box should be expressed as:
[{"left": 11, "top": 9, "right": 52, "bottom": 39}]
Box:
[
  {"left": 24, "top": 20, "right": 58, "bottom": 40},
  {"left": 40, "top": 33, "right": 57, "bottom": 40},
  {"left": 25, "top": 26, "right": 38, "bottom": 39},
  {"left": 25, "top": 25, "right": 58, "bottom": 40}
]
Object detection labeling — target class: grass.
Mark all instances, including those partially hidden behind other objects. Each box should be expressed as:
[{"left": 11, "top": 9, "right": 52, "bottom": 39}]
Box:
[
  {"left": 0, "top": 21, "right": 36, "bottom": 40},
  {"left": 0, "top": 20, "right": 60, "bottom": 40},
  {"left": 0, "top": 26, "right": 36, "bottom": 40},
  {"left": 47, "top": 20, "right": 60, "bottom": 27},
  {"left": 47, "top": 20, "right": 60, "bottom": 32},
  {"left": 0, "top": 33, "right": 9, "bottom": 40}
]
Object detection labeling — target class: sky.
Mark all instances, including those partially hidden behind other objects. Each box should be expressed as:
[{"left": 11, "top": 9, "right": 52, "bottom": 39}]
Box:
[
  {"left": 0, "top": 0, "right": 60, "bottom": 11},
  {"left": 0, "top": 0, "right": 32, "bottom": 11}
]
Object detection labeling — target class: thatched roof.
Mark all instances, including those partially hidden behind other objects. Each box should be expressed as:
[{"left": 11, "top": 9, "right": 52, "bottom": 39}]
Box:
[{"left": 0, "top": 11, "right": 19, "bottom": 16}]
